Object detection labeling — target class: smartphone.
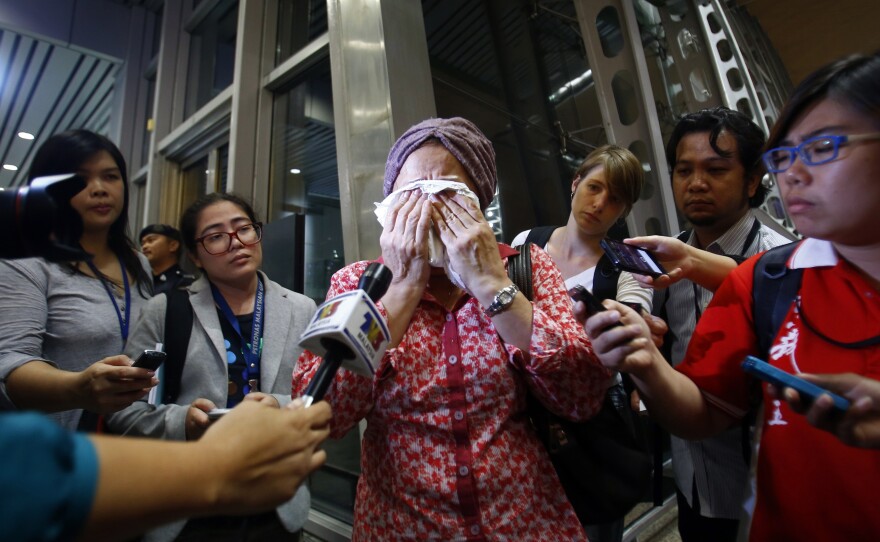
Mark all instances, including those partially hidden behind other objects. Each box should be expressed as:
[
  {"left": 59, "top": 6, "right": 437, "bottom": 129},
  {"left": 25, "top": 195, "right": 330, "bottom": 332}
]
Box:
[
  {"left": 600, "top": 238, "right": 666, "bottom": 278},
  {"left": 207, "top": 408, "right": 232, "bottom": 420},
  {"left": 132, "top": 349, "right": 166, "bottom": 371},
  {"left": 741, "top": 356, "right": 850, "bottom": 412},
  {"left": 568, "top": 285, "right": 622, "bottom": 329}
]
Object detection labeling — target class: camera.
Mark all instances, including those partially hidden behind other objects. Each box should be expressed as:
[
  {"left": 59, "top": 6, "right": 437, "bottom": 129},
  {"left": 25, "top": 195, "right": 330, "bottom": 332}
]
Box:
[{"left": 0, "top": 174, "right": 89, "bottom": 261}]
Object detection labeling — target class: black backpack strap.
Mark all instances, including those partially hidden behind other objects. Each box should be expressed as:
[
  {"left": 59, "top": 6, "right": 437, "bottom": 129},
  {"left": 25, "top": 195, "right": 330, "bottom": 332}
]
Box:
[
  {"left": 162, "top": 288, "right": 193, "bottom": 404},
  {"left": 507, "top": 243, "right": 534, "bottom": 301},
  {"left": 752, "top": 242, "right": 802, "bottom": 357},
  {"left": 738, "top": 241, "right": 801, "bottom": 463},
  {"left": 524, "top": 226, "right": 558, "bottom": 250},
  {"left": 592, "top": 254, "right": 620, "bottom": 302}
]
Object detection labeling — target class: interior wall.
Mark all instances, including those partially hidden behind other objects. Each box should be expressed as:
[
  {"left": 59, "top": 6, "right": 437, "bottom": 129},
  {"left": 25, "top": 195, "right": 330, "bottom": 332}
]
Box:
[{"left": 744, "top": 0, "right": 880, "bottom": 85}]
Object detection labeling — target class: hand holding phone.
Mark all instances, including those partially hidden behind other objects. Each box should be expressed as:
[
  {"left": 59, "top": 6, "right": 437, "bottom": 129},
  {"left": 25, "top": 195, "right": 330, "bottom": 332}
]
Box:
[
  {"left": 132, "top": 349, "right": 167, "bottom": 371},
  {"left": 741, "top": 356, "right": 850, "bottom": 412},
  {"left": 569, "top": 285, "right": 623, "bottom": 329},
  {"left": 207, "top": 408, "right": 232, "bottom": 421},
  {"left": 600, "top": 238, "right": 666, "bottom": 278}
]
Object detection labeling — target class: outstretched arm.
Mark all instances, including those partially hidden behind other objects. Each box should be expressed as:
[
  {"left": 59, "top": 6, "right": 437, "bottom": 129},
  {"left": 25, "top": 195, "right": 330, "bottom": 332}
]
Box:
[
  {"left": 80, "top": 400, "right": 331, "bottom": 541},
  {"left": 583, "top": 300, "right": 736, "bottom": 439},
  {"left": 624, "top": 236, "right": 738, "bottom": 292}
]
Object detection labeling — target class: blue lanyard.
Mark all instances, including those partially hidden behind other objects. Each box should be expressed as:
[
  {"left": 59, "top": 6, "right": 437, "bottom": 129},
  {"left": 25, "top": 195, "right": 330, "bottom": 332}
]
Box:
[
  {"left": 210, "top": 276, "right": 265, "bottom": 381},
  {"left": 86, "top": 256, "right": 131, "bottom": 346}
]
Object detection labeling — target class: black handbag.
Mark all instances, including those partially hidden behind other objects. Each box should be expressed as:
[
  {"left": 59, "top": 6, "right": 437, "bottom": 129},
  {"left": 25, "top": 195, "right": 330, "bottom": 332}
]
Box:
[
  {"left": 509, "top": 243, "right": 653, "bottom": 524},
  {"left": 528, "top": 385, "right": 652, "bottom": 524}
]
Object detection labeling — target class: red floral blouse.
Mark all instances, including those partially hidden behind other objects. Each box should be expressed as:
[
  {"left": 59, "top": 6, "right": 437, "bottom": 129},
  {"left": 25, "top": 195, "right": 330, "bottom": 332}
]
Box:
[{"left": 292, "top": 244, "right": 608, "bottom": 541}]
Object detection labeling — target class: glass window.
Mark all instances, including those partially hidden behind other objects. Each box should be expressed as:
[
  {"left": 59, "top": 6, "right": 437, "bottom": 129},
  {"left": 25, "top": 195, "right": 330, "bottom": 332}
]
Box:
[
  {"left": 185, "top": 1, "right": 239, "bottom": 117},
  {"left": 269, "top": 59, "right": 342, "bottom": 304},
  {"left": 422, "top": 0, "right": 607, "bottom": 240},
  {"left": 141, "top": 77, "right": 156, "bottom": 169},
  {"left": 268, "top": 57, "right": 351, "bottom": 522},
  {"left": 181, "top": 156, "right": 209, "bottom": 211},
  {"left": 276, "top": 0, "right": 328, "bottom": 65}
]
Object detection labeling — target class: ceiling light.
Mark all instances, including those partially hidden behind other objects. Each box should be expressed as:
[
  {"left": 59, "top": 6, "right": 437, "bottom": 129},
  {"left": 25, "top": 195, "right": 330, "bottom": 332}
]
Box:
[
  {"left": 3, "top": 164, "right": 18, "bottom": 171},
  {"left": 18, "top": 132, "right": 35, "bottom": 140},
  {"left": 289, "top": 168, "right": 301, "bottom": 174}
]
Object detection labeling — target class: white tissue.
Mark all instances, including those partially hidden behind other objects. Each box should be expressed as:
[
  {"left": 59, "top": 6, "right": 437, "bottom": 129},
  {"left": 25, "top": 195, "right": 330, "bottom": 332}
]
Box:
[{"left": 374, "top": 180, "right": 480, "bottom": 268}]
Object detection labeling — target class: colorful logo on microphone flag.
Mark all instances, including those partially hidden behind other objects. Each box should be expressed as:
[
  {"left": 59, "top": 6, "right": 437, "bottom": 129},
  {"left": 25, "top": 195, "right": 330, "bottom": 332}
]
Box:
[{"left": 360, "top": 312, "right": 384, "bottom": 351}]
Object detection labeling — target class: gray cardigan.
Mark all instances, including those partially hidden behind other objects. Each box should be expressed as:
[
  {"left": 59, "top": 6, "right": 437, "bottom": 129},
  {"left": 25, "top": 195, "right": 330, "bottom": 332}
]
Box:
[{"left": 106, "top": 272, "right": 317, "bottom": 539}]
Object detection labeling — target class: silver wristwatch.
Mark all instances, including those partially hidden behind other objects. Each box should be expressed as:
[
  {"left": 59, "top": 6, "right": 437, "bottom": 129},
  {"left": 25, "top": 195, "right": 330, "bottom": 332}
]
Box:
[{"left": 484, "top": 283, "right": 519, "bottom": 317}]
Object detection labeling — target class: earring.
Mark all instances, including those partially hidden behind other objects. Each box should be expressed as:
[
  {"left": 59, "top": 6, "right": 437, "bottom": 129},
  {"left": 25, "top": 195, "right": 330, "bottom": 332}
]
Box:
[{"left": 570, "top": 191, "right": 575, "bottom": 200}]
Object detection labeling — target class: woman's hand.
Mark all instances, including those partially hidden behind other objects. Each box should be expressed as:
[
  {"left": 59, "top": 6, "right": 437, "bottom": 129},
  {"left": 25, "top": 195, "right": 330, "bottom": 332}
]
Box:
[
  {"left": 379, "top": 190, "right": 433, "bottom": 298},
  {"left": 378, "top": 190, "right": 435, "bottom": 345},
  {"left": 430, "top": 192, "right": 508, "bottom": 299},
  {"left": 185, "top": 398, "right": 216, "bottom": 441},
  {"left": 75, "top": 355, "right": 159, "bottom": 414},
  {"left": 773, "top": 373, "right": 880, "bottom": 449}
]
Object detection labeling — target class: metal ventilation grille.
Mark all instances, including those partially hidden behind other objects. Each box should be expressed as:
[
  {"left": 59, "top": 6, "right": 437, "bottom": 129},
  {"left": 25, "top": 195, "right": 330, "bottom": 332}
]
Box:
[{"left": 0, "top": 26, "right": 120, "bottom": 188}]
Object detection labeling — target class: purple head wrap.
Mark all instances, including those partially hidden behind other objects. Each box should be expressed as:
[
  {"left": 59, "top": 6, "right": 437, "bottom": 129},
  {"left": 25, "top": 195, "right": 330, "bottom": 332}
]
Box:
[{"left": 383, "top": 117, "right": 497, "bottom": 210}]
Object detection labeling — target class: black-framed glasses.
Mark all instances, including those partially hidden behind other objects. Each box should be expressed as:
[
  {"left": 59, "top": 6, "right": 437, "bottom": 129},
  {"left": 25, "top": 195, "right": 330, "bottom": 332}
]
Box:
[
  {"left": 196, "top": 223, "right": 263, "bottom": 255},
  {"left": 762, "top": 132, "right": 880, "bottom": 173}
]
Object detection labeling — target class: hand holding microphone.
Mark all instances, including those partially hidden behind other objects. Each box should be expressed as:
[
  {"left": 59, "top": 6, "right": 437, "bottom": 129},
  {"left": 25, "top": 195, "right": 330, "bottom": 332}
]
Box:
[{"left": 298, "top": 263, "right": 393, "bottom": 407}]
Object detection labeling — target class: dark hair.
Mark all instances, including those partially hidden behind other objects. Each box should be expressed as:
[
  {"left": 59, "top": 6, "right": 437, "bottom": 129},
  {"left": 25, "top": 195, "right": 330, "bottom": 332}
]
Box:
[
  {"left": 665, "top": 106, "right": 768, "bottom": 207},
  {"left": 767, "top": 51, "right": 880, "bottom": 152},
  {"left": 28, "top": 129, "right": 150, "bottom": 292},
  {"left": 180, "top": 192, "right": 260, "bottom": 255},
  {"left": 573, "top": 145, "right": 644, "bottom": 217}
]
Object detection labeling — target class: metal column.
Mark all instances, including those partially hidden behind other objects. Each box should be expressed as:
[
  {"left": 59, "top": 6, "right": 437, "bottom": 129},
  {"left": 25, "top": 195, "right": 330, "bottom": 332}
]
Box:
[{"left": 574, "top": 0, "right": 679, "bottom": 237}]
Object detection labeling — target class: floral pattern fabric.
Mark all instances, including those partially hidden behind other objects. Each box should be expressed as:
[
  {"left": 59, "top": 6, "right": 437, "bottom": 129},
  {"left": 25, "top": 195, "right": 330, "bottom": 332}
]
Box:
[{"left": 292, "top": 244, "right": 609, "bottom": 541}]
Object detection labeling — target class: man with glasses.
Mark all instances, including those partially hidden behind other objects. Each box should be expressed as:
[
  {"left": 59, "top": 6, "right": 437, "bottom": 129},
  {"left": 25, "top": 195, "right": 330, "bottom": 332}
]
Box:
[
  {"left": 659, "top": 107, "right": 791, "bottom": 542},
  {"left": 140, "top": 224, "right": 195, "bottom": 294}
]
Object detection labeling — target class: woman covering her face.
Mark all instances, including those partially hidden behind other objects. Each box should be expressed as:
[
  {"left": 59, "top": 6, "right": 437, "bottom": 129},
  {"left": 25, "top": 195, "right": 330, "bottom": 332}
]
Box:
[
  {"left": 105, "top": 193, "right": 319, "bottom": 541},
  {"left": 0, "top": 130, "right": 157, "bottom": 430},
  {"left": 585, "top": 52, "right": 880, "bottom": 540},
  {"left": 293, "top": 117, "right": 609, "bottom": 540}
]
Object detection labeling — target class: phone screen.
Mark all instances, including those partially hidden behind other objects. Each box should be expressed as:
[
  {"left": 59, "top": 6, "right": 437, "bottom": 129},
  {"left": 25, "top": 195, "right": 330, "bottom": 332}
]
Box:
[{"left": 600, "top": 239, "right": 665, "bottom": 277}]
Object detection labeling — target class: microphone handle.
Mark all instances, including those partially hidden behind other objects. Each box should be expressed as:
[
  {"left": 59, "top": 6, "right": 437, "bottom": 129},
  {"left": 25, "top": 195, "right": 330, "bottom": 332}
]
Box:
[{"left": 300, "top": 352, "right": 343, "bottom": 408}]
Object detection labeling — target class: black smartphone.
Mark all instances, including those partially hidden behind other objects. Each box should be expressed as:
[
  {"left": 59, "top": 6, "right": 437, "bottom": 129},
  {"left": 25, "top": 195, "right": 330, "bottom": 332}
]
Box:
[
  {"left": 600, "top": 238, "right": 666, "bottom": 278},
  {"left": 132, "top": 349, "right": 166, "bottom": 371},
  {"left": 568, "top": 285, "right": 607, "bottom": 316},
  {"left": 741, "top": 356, "right": 850, "bottom": 412},
  {"left": 568, "top": 285, "right": 623, "bottom": 329}
]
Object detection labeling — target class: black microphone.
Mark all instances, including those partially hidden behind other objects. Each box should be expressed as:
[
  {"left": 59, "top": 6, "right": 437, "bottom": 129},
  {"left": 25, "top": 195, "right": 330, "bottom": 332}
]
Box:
[{"left": 299, "top": 262, "right": 393, "bottom": 407}]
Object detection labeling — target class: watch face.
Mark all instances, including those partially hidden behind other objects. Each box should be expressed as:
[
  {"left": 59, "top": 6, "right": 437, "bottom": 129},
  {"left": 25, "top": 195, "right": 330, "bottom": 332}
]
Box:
[{"left": 499, "top": 289, "right": 515, "bottom": 304}]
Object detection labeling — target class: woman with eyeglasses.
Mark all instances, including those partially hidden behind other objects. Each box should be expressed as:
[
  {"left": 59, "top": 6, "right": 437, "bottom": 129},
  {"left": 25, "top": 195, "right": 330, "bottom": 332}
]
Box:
[
  {"left": 106, "top": 192, "right": 318, "bottom": 542},
  {"left": 583, "top": 52, "right": 880, "bottom": 540},
  {"left": 0, "top": 130, "right": 157, "bottom": 430}
]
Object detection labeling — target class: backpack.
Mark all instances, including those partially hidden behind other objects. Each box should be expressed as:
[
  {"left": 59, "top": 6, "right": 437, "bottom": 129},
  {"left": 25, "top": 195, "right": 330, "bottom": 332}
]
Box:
[
  {"left": 161, "top": 288, "right": 193, "bottom": 404},
  {"left": 508, "top": 242, "right": 652, "bottom": 525}
]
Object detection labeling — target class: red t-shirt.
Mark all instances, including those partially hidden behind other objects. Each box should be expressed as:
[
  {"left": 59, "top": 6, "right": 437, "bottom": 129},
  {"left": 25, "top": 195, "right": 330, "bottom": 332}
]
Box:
[{"left": 678, "top": 239, "right": 880, "bottom": 540}]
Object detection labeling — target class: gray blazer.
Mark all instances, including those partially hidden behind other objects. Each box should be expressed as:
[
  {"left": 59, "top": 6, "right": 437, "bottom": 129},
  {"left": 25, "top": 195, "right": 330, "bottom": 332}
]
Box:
[{"left": 106, "top": 272, "right": 317, "bottom": 540}]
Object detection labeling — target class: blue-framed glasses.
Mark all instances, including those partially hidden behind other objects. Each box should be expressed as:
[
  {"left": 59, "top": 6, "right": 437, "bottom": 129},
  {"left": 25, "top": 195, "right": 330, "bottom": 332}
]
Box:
[{"left": 762, "top": 132, "right": 880, "bottom": 173}]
